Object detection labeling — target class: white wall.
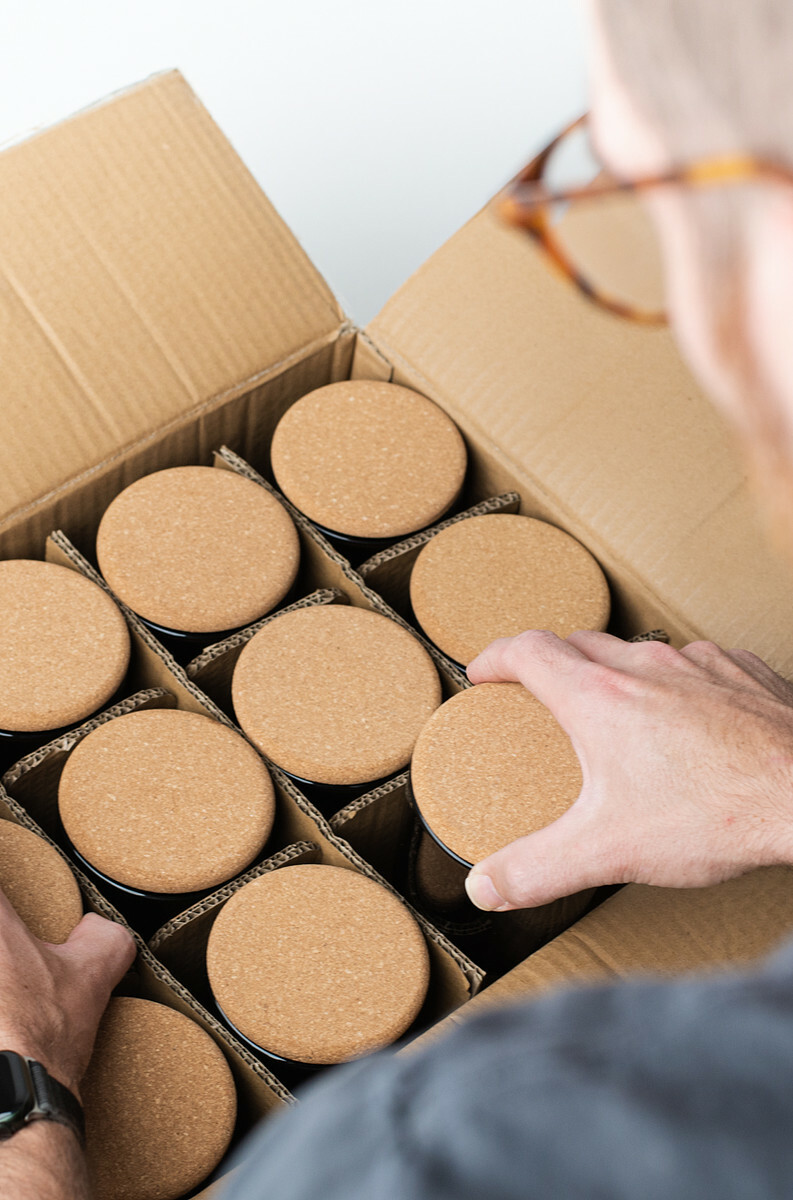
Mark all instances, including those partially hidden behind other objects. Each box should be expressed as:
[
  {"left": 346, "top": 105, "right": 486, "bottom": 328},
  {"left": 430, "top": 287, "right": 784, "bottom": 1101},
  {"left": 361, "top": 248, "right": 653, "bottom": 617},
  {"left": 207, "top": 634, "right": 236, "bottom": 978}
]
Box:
[{"left": 0, "top": 0, "right": 587, "bottom": 323}]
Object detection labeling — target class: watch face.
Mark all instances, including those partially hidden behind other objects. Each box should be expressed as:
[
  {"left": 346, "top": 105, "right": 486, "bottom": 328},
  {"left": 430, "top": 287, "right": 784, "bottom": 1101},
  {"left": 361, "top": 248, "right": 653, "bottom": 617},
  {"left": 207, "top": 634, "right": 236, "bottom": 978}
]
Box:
[{"left": 0, "top": 1053, "right": 32, "bottom": 1132}]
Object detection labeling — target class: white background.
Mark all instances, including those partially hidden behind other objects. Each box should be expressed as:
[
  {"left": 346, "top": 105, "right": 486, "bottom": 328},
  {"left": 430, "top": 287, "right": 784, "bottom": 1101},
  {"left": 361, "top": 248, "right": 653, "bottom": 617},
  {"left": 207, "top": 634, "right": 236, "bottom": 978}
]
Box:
[{"left": 0, "top": 1, "right": 587, "bottom": 324}]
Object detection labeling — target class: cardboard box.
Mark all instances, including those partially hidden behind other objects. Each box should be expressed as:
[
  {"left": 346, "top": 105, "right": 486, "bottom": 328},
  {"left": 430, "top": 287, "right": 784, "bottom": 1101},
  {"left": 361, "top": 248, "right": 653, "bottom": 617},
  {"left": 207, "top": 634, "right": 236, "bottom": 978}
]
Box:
[{"left": 2, "top": 65, "right": 793, "bottom": 1178}]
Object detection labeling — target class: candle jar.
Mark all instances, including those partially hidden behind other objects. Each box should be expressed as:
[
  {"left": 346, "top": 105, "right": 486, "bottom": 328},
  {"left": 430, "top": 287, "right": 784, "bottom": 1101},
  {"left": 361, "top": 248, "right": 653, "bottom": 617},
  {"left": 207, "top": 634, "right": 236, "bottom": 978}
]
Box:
[
  {"left": 0, "top": 559, "right": 130, "bottom": 771},
  {"left": 270, "top": 381, "right": 467, "bottom": 564},
  {"left": 206, "top": 864, "right": 429, "bottom": 1088},
  {"left": 409, "top": 682, "right": 584, "bottom": 918},
  {"left": 83, "top": 997, "right": 237, "bottom": 1200},
  {"left": 57, "top": 708, "right": 276, "bottom": 938},
  {"left": 231, "top": 604, "right": 441, "bottom": 819},
  {"left": 409, "top": 513, "right": 611, "bottom": 669},
  {"left": 96, "top": 466, "right": 300, "bottom": 661},
  {"left": 0, "top": 821, "right": 83, "bottom": 943}
]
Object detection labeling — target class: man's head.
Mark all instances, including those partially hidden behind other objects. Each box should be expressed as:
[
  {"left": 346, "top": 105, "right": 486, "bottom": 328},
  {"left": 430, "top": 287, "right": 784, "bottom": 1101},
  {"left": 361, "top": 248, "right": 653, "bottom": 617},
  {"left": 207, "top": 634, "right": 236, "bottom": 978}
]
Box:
[{"left": 590, "top": 0, "right": 793, "bottom": 544}]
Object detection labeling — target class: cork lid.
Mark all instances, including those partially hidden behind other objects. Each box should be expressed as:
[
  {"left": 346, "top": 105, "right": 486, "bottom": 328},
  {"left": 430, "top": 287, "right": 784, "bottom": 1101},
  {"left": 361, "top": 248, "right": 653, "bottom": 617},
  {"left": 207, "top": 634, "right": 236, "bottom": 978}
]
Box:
[
  {"left": 0, "top": 560, "right": 130, "bottom": 733},
  {"left": 83, "top": 997, "right": 237, "bottom": 1200},
  {"left": 410, "top": 514, "right": 611, "bottom": 665},
  {"left": 206, "top": 864, "right": 430, "bottom": 1064},
  {"left": 232, "top": 605, "right": 441, "bottom": 786},
  {"left": 96, "top": 466, "right": 300, "bottom": 633},
  {"left": 411, "top": 682, "right": 582, "bottom": 866},
  {"left": 270, "top": 381, "right": 467, "bottom": 538},
  {"left": 58, "top": 709, "right": 275, "bottom": 893},
  {"left": 0, "top": 822, "right": 83, "bottom": 943}
]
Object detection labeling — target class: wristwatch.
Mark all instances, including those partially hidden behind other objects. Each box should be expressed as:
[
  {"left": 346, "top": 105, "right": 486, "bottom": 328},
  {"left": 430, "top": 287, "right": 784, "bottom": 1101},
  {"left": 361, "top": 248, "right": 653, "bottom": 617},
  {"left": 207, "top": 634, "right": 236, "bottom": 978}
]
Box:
[{"left": 0, "top": 1051, "right": 85, "bottom": 1146}]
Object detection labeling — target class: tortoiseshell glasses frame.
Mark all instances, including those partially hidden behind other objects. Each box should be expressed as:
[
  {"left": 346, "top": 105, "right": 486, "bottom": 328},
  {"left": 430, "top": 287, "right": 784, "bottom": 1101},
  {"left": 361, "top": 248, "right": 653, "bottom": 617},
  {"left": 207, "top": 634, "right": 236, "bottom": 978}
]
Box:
[{"left": 498, "top": 113, "right": 793, "bottom": 325}]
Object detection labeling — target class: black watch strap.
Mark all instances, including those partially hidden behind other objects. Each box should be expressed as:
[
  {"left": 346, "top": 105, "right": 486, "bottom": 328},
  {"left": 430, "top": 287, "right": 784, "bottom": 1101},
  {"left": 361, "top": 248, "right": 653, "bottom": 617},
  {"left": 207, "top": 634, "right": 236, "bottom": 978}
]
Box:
[{"left": 28, "top": 1060, "right": 85, "bottom": 1147}]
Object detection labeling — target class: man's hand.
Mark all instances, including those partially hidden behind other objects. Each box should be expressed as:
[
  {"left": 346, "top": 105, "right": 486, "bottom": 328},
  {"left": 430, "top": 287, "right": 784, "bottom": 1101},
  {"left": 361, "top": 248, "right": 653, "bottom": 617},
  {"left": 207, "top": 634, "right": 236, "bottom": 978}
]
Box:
[
  {"left": 464, "top": 630, "right": 793, "bottom": 912},
  {"left": 0, "top": 890, "right": 136, "bottom": 1098}
]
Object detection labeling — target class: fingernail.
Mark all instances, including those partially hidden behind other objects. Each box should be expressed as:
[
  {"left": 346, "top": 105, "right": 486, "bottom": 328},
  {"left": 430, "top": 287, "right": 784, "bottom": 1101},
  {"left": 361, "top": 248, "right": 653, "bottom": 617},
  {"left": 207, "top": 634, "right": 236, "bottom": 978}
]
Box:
[{"left": 465, "top": 871, "right": 507, "bottom": 912}]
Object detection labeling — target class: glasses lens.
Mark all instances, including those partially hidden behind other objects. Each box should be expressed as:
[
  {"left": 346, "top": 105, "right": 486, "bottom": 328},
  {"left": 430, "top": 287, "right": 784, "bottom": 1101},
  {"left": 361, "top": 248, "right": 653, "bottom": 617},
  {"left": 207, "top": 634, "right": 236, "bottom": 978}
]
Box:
[{"left": 544, "top": 124, "right": 666, "bottom": 315}]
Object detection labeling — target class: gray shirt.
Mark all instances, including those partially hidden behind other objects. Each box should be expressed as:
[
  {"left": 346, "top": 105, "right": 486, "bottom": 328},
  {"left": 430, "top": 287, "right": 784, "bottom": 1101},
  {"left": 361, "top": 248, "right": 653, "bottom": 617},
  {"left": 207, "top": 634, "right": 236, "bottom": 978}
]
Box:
[{"left": 223, "top": 939, "right": 793, "bottom": 1198}]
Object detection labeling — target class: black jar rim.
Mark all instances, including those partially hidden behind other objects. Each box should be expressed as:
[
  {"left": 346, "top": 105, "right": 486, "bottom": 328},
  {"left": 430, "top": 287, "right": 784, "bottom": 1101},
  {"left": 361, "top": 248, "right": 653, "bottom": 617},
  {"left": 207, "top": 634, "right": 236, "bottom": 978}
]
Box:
[
  {"left": 405, "top": 771, "right": 474, "bottom": 871},
  {"left": 67, "top": 845, "right": 218, "bottom": 907},
  {"left": 137, "top": 615, "right": 247, "bottom": 645},
  {"left": 278, "top": 765, "right": 397, "bottom": 810},
  {"left": 213, "top": 1000, "right": 325, "bottom": 1076}
]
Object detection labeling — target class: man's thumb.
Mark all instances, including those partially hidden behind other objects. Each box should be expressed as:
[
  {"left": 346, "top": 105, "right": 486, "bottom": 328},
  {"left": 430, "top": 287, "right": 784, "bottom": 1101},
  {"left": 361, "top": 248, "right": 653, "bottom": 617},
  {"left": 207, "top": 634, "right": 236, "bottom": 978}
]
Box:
[
  {"left": 60, "top": 913, "right": 137, "bottom": 990},
  {"left": 464, "top": 809, "right": 609, "bottom": 912}
]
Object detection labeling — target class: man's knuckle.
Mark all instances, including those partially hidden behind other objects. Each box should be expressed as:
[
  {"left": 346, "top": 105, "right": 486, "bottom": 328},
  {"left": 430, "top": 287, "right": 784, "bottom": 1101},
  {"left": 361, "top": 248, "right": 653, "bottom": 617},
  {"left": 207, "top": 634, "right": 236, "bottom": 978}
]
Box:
[{"left": 634, "top": 640, "right": 680, "bottom": 668}]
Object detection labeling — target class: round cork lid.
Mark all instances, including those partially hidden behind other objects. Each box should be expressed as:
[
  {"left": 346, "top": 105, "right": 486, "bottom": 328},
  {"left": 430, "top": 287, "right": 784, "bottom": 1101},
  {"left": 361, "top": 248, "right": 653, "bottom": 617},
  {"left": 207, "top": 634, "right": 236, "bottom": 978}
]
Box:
[
  {"left": 0, "top": 560, "right": 130, "bottom": 733},
  {"left": 232, "top": 605, "right": 441, "bottom": 786},
  {"left": 206, "top": 864, "right": 430, "bottom": 1064},
  {"left": 96, "top": 466, "right": 300, "bottom": 633},
  {"left": 58, "top": 709, "right": 275, "bottom": 893},
  {"left": 0, "top": 823, "right": 83, "bottom": 943},
  {"left": 270, "top": 381, "right": 467, "bottom": 538},
  {"left": 410, "top": 514, "right": 610, "bottom": 665},
  {"left": 411, "top": 682, "right": 582, "bottom": 866},
  {"left": 83, "top": 997, "right": 237, "bottom": 1200}
]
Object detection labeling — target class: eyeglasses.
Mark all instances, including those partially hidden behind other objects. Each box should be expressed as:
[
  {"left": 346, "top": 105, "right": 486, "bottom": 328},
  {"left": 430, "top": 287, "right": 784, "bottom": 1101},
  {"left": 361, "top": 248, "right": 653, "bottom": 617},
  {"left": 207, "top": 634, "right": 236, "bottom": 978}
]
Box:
[{"left": 498, "top": 113, "right": 793, "bottom": 325}]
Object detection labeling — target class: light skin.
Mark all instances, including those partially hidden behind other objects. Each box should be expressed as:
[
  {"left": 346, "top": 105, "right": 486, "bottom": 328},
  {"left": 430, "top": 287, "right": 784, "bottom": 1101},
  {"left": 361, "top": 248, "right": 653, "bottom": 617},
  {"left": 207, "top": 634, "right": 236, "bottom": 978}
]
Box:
[
  {"left": 0, "top": 894, "right": 135, "bottom": 1199},
  {"left": 465, "top": 3, "right": 793, "bottom": 912}
]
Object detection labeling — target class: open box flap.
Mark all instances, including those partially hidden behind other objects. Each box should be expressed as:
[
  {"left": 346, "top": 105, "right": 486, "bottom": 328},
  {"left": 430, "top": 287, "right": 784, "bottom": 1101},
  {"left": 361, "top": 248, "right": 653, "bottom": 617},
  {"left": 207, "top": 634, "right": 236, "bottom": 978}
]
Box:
[
  {"left": 0, "top": 69, "right": 344, "bottom": 535},
  {"left": 367, "top": 203, "right": 793, "bottom": 672}
]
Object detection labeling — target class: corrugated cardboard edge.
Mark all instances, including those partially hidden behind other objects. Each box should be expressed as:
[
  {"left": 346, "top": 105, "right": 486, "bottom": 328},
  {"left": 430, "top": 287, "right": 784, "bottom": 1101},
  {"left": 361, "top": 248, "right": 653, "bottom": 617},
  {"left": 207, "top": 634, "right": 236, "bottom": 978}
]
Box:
[
  {"left": 358, "top": 492, "right": 521, "bottom": 577},
  {"left": 149, "top": 842, "right": 321, "bottom": 949},
  {"left": 187, "top": 588, "right": 345, "bottom": 682},
  {"left": 2, "top": 688, "right": 173, "bottom": 788}
]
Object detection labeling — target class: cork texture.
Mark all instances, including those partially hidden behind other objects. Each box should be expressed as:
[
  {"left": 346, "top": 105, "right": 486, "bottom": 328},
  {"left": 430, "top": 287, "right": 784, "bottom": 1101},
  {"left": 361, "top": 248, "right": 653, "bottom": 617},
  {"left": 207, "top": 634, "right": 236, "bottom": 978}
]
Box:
[
  {"left": 96, "top": 466, "right": 300, "bottom": 633},
  {"left": 232, "top": 605, "right": 442, "bottom": 785},
  {"left": 0, "top": 559, "right": 130, "bottom": 732},
  {"left": 206, "top": 864, "right": 430, "bottom": 1064},
  {"left": 411, "top": 682, "right": 582, "bottom": 866},
  {"left": 410, "top": 514, "right": 611, "bottom": 665},
  {"left": 83, "top": 997, "right": 237, "bottom": 1200},
  {"left": 270, "top": 381, "right": 467, "bottom": 538},
  {"left": 58, "top": 709, "right": 275, "bottom": 893},
  {"left": 0, "top": 822, "right": 83, "bottom": 943}
]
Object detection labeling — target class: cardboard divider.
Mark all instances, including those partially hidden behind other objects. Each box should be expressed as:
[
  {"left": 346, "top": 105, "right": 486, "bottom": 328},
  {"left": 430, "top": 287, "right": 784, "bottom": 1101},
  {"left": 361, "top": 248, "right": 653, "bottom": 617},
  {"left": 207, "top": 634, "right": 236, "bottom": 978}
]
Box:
[
  {"left": 331, "top": 772, "right": 596, "bottom": 980},
  {"left": 0, "top": 783, "right": 293, "bottom": 1196},
  {"left": 30, "top": 533, "right": 483, "bottom": 1020},
  {"left": 357, "top": 491, "right": 521, "bottom": 632},
  {"left": 214, "top": 447, "right": 469, "bottom": 694},
  {"left": 186, "top": 588, "right": 345, "bottom": 711},
  {"left": 409, "top": 865, "right": 793, "bottom": 1053},
  {"left": 148, "top": 837, "right": 469, "bottom": 1071}
]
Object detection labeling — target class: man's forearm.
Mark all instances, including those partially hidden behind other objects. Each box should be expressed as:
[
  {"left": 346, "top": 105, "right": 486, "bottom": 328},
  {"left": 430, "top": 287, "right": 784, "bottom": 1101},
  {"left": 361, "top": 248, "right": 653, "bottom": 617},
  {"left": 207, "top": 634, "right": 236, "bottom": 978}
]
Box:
[{"left": 0, "top": 1122, "right": 90, "bottom": 1200}]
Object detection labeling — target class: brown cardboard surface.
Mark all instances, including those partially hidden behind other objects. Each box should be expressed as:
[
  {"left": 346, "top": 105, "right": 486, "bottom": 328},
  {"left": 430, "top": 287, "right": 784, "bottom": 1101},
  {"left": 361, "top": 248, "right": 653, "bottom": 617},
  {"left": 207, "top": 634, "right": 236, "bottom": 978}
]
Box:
[
  {"left": 368, "top": 204, "right": 793, "bottom": 673},
  {"left": 0, "top": 70, "right": 343, "bottom": 545},
  {"left": 411, "top": 867, "right": 793, "bottom": 1049}
]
